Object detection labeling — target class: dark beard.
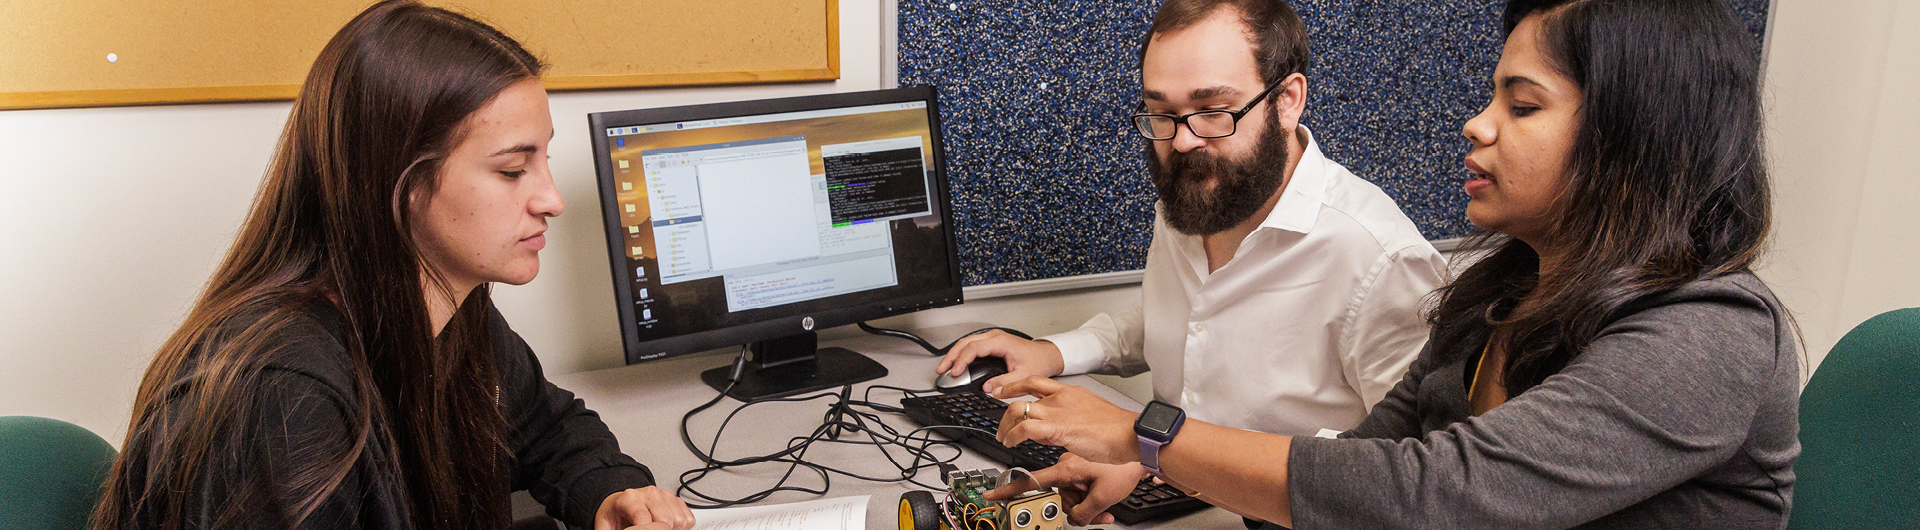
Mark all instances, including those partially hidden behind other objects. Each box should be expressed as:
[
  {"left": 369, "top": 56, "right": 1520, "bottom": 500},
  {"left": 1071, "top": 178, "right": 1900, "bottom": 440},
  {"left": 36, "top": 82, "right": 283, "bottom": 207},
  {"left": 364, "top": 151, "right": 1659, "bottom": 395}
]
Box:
[{"left": 1145, "top": 109, "right": 1291, "bottom": 236}]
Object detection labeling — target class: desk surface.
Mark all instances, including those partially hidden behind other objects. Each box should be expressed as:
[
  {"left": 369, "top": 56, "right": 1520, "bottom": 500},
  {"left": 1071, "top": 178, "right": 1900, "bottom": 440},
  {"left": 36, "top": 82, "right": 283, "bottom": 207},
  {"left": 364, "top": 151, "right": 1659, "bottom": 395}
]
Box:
[{"left": 546, "top": 323, "right": 1246, "bottom": 529}]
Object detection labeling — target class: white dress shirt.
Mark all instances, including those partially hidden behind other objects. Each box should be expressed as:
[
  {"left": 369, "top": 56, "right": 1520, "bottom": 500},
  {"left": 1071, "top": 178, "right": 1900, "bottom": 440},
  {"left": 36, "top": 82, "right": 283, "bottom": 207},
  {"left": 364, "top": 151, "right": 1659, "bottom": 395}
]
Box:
[{"left": 1044, "top": 127, "right": 1448, "bottom": 436}]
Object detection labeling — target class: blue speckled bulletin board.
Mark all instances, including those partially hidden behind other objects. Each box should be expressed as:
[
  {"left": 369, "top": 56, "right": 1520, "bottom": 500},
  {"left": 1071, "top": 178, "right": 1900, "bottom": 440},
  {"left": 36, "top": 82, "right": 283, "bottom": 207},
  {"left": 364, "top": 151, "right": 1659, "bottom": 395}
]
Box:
[{"left": 899, "top": 0, "right": 1770, "bottom": 286}]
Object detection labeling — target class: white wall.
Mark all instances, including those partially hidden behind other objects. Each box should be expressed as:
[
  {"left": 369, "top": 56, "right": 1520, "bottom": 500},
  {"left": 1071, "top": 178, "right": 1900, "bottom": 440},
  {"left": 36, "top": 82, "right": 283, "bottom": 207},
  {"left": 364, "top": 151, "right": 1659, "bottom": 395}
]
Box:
[
  {"left": 4, "top": 0, "right": 1915, "bottom": 447},
  {"left": 1754, "top": 0, "right": 1920, "bottom": 373}
]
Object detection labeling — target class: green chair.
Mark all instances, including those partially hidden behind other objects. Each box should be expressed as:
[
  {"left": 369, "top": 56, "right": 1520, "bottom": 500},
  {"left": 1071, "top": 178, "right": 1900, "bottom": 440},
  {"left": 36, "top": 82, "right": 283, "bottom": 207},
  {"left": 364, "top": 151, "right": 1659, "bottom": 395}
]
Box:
[
  {"left": 0, "top": 416, "right": 118, "bottom": 530},
  {"left": 1790, "top": 308, "right": 1920, "bottom": 529}
]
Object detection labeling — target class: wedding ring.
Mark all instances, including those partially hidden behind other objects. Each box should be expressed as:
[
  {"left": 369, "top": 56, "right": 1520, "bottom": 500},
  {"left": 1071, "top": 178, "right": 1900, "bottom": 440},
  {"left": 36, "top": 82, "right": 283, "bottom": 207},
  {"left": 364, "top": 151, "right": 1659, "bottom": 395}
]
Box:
[{"left": 1020, "top": 401, "right": 1031, "bottom": 420}]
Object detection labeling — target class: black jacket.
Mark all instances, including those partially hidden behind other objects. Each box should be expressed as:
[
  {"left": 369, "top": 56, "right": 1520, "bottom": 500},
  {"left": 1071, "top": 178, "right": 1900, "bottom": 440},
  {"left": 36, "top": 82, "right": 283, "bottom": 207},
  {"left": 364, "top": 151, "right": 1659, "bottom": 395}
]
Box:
[{"left": 117, "top": 301, "right": 655, "bottom": 529}]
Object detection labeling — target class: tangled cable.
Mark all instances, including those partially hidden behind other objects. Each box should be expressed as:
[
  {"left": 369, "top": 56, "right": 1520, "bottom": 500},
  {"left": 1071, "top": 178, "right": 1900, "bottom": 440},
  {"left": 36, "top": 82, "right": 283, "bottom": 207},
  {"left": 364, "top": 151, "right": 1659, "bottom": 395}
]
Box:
[
  {"left": 676, "top": 368, "right": 1001, "bottom": 507},
  {"left": 674, "top": 324, "right": 1034, "bottom": 508}
]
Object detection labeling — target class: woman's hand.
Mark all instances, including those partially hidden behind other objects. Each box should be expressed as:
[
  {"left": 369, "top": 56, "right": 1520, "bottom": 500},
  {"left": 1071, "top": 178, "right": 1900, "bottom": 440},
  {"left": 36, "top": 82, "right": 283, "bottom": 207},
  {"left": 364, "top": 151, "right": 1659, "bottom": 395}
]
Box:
[
  {"left": 594, "top": 486, "right": 695, "bottom": 530},
  {"left": 993, "top": 377, "right": 1141, "bottom": 465},
  {"left": 985, "top": 453, "right": 1145, "bottom": 526},
  {"left": 936, "top": 331, "right": 1066, "bottom": 394}
]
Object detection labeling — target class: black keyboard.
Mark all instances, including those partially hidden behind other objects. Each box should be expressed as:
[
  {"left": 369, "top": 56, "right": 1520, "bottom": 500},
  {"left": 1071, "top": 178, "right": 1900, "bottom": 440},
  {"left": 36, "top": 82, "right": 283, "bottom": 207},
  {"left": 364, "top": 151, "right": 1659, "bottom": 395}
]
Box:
[{"left": 900, "top": 391, "right": 1210, "bottom": 525}]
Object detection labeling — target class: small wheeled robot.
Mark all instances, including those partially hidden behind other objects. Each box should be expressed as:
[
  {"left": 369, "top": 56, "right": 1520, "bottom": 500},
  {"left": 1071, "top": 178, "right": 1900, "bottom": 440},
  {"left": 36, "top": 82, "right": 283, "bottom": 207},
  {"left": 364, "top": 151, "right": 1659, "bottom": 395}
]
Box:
[{"left": 898, "top": 467, "right": 1064, "bottom": 530}]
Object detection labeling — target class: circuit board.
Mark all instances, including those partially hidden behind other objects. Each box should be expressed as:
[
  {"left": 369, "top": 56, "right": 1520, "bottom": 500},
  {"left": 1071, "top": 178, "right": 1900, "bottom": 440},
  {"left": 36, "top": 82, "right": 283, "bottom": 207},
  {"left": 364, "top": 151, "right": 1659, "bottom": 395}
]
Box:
[{"left": 940, "top": 468, "right": 1062, "bottom": 530}]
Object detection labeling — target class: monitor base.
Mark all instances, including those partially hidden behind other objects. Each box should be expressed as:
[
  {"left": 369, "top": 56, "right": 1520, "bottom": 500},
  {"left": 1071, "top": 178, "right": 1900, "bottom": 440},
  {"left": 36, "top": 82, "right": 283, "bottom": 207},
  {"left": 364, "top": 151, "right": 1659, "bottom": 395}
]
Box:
[{"left": 699, "top": 347, "right": 888, "bottom": 402}]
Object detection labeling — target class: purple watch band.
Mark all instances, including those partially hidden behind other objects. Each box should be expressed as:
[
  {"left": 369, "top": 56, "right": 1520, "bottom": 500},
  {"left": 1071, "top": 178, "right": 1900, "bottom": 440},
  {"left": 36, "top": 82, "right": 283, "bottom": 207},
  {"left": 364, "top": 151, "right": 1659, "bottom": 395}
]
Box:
[{"left": 1139, "top": 435, "right": 1169, "bottom": 476}]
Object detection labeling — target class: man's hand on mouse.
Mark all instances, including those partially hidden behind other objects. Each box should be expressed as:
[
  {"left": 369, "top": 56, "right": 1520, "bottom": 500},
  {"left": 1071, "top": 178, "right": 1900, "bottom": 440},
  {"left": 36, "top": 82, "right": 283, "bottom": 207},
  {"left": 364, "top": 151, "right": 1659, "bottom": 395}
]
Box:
[{"left": 936, "top": 330, "right": 1067, "bottom": 394}]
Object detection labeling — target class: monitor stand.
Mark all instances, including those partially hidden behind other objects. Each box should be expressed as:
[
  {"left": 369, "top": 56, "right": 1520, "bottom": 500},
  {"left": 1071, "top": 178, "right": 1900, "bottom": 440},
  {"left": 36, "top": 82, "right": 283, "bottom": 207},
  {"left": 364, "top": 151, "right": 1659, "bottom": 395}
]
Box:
[{"left": 699, "top": 331, "right": 889, "bottom": 402}]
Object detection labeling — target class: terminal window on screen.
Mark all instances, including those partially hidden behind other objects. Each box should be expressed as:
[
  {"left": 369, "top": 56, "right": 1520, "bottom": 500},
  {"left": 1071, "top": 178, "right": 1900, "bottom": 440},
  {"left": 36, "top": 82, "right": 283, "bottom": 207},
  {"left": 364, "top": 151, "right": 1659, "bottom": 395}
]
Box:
[{"left": 638, "top": 133, "right": 934, "bottom": 313}]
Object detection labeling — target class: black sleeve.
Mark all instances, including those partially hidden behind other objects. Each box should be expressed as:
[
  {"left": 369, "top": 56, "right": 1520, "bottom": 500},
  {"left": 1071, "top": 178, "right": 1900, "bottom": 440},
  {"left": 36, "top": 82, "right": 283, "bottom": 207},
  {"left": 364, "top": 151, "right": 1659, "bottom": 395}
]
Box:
[
  {"left": 491, "top": 308, "right": 657, "bottom": 526},
  {"left": 157, "top": 363, "right": 393, "bottom": 530},
  {"left": 245, "top": 367, "right": 387, "bottom": 529},
  {"left": 134, "top": 311, "right": 406, "bottom": 530}
]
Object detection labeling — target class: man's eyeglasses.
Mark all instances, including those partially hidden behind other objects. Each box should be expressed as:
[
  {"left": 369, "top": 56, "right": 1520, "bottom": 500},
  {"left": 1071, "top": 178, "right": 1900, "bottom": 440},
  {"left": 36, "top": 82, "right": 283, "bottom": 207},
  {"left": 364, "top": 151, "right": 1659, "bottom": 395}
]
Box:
[{"left": 1130, "top": 80, "right": 1283, "bottom": 141}]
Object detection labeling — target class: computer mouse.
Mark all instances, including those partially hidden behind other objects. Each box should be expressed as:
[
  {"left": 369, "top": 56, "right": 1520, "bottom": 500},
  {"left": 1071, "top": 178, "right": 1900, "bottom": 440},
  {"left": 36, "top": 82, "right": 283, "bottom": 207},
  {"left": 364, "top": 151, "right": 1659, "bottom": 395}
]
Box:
[{"left": 935, "top": 356, "right": 1009, "bottom": 392}]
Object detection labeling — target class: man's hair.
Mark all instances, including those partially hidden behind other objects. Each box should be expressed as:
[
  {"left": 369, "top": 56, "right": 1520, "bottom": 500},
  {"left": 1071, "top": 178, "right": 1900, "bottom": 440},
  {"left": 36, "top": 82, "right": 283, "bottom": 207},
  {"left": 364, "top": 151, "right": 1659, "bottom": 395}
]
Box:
[{"left": 1140, "top": 0, "right": 1312, "bottom": 87}]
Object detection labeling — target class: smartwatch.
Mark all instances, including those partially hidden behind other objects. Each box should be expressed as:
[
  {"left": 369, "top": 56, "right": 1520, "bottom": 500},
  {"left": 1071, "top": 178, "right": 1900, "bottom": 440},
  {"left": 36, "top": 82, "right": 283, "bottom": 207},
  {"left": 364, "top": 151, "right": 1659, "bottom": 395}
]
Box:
[{"left": 1134, "top": 400, "right": 1186, "bottom": 477}]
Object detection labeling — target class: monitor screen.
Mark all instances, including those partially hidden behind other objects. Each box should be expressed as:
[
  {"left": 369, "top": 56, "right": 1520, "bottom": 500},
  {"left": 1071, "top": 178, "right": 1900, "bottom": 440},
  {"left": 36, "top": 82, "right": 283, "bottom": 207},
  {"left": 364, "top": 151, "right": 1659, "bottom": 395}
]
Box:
[{"left": 589, "top": 87, "right": 962, "bottom": 366}]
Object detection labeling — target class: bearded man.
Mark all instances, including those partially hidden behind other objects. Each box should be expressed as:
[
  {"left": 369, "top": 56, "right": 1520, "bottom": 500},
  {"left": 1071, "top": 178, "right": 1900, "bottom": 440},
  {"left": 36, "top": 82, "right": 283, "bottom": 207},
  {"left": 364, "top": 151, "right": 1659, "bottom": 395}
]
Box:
[{"left": 938, "top": 0, "right": 1446, "bottom": 442}]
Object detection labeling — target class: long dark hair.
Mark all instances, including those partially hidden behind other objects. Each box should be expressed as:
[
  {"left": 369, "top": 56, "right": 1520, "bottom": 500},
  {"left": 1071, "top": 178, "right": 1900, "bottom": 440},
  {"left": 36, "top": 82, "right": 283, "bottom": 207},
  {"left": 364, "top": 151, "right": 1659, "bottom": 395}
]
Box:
[
  {"left": 92, "top": 2, "right": 544, "bottom": 528},
  {"left": 1430, "top": 0, "right": 1771, "bottom": 394}
]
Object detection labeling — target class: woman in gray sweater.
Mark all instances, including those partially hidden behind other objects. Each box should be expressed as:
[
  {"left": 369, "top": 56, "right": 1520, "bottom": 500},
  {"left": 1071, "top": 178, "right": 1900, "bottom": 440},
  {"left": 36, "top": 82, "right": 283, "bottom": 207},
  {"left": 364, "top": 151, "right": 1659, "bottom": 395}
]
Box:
[{"left": 986, "top": 0, "right": 1798, "bottom": 528}]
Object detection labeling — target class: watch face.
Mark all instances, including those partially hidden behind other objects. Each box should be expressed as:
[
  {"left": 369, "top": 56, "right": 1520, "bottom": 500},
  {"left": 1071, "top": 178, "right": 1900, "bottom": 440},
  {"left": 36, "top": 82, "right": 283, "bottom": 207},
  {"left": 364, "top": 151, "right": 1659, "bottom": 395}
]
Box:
[{"left": 1139, "top": 401, "right": 1182, "bottom": 435}]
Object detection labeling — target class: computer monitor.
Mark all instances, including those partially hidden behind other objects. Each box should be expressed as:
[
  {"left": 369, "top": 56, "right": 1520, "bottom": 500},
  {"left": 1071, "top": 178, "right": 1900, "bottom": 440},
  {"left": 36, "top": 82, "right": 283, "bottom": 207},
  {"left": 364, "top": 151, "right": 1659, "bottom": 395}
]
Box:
[{"left": 588, "top": 86, "right": 962, "bottom": 401}]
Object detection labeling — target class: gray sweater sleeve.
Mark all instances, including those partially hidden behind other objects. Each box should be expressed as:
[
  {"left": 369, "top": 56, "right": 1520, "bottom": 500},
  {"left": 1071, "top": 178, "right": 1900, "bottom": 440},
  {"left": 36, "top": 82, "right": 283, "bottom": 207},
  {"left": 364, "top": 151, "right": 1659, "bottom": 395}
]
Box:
[{"left": 1287, "top": 282, "right": 1792, "bottom": 529}]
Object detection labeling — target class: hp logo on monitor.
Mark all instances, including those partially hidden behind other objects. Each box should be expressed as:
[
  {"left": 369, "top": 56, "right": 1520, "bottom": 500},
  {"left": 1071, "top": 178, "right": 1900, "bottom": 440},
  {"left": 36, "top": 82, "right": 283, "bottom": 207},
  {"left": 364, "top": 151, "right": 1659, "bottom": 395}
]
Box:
[{"left": 802, "top": 316, "right": 815, "bottom": 331}]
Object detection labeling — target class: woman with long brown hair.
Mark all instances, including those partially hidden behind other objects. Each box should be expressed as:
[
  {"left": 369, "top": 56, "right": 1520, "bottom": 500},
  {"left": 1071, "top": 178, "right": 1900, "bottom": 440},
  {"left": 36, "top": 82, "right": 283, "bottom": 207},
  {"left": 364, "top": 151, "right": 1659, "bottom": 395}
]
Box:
[
  {"left": 983, "top": 0, "right": 1799, "bottom": 528},
  {"left": 91, "top": 2, "right": 693, "bottom": 529}
]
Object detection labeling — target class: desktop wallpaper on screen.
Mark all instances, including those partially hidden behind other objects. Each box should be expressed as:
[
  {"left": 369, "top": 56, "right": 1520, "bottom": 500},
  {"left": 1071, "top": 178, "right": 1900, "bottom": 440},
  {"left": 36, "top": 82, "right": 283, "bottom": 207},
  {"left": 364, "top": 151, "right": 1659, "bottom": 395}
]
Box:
[{"left": 604, "top": 106, "right": 952, "bottom": 353}]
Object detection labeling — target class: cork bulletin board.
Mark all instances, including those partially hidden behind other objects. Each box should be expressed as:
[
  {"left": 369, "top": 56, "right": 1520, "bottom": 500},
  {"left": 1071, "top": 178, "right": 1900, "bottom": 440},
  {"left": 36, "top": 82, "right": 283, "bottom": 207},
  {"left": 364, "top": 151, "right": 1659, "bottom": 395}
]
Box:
[
  {"left": 0, "top": 0, "right": 838, "bottom": 110},
  {"left": 900, "top": 0, "right": 1770, "bottom": 286}
]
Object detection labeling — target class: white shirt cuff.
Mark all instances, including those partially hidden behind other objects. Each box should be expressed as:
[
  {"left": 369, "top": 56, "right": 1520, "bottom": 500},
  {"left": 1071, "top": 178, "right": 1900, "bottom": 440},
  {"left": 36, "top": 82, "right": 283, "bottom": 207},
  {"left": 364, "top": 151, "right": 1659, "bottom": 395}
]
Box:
[{"left": 1040, "top": 328, "right": 1109, "bottom": 375}]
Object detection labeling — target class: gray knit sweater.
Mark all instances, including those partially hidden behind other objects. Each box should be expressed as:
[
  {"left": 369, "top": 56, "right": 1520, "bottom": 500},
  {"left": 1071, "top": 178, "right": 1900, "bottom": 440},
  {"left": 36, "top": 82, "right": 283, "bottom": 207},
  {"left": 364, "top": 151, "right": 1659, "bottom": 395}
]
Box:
[{"left": 1288, "top": 272, "right": 1798, "bottom": 529}]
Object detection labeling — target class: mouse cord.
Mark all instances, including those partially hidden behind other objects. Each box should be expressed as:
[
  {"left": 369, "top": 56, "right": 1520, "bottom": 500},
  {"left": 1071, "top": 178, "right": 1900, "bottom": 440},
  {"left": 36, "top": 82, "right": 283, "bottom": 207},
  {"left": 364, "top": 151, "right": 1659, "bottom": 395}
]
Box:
[{"left": 856, "top": 322, "right": 1034, "bottom": 356}]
